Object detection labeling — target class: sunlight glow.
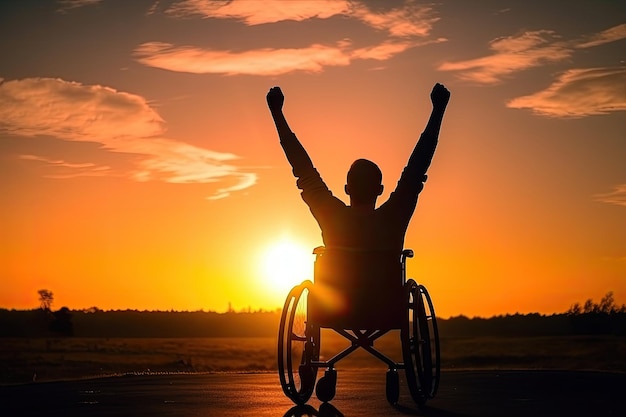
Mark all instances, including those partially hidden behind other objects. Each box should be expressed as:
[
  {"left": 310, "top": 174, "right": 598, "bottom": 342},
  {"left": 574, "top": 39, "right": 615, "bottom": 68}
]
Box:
[{"left": 261, "top": 239, "right": 314, "bottom": 295}]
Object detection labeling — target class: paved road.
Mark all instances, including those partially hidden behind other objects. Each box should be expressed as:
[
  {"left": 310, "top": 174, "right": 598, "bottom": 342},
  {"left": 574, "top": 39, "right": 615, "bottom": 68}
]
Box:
[{"left": 2, "top": 369, "right": 625, "bottom": 416}]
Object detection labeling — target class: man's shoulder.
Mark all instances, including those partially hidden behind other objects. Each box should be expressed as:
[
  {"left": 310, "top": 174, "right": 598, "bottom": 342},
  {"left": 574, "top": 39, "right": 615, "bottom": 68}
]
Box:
[{"left": 302, "top": 190, "right": 346, "bottom": 210}]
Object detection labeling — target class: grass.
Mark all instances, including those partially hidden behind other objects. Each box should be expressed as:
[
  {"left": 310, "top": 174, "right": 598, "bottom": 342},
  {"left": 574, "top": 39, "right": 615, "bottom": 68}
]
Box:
[{"left": 1, "top": 334, "right": 625, "bottom": 384}]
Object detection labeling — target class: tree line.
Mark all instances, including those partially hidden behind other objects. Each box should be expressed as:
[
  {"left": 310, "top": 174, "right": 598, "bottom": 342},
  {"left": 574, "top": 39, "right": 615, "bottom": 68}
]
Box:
[{"left": 1, "top": 292, "right": 624, "bottom": 338}]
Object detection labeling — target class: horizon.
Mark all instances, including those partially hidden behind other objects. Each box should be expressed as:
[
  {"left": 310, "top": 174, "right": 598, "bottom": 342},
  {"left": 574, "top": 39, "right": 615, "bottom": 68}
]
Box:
[
  {"left": 0, "top": 305, "right": 617, "bottom": 320},
  {"left": 1, "top": 1, "right": 625, "bottom": 318},
  {"left": 3, "top": 289, "right": 622, "bottom": 320}
]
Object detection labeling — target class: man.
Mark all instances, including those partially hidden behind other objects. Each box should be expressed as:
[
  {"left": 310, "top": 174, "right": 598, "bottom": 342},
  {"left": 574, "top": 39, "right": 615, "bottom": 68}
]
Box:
[{"left": 267, "top": 83, "right": 450, "bottom": 324}]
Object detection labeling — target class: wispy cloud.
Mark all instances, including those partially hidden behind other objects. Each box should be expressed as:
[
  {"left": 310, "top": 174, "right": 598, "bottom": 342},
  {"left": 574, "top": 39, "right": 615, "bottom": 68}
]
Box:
[
  {"left": 136, "top": 0, "right": 441, "bottom": 75},
  {"left": 0, "top": 77, "right": 164, "bottom": 140},
  {"left": 506, "top": 67, "right": 626, "bottom": 117},
  {"left": 134, "top": 41, "right": 352, "bottom": 76},
  {"left": 57, "top": 0, "right": 103, "bottom": 12},
  {"left": 207, "top": 173, "right": 258, "bottom": 201},
  {"left": 438, "top": 30, "right": 572, "bottom": 84},
  {"left": 576, "top": 23, "right": 626, "bottom": 49},
  {"left": 165, "top": 0, "right": 438, "bottom": 37},
  {"left": 0, "top": 77, "right": 256, "bottom": 199},
  {"left": 595, "top": 184, "right": 626, "bottom": 207},
  {"left": 438, "top": 23, "right": 626, "bottom": 117},
  {"left": 166, "top": 0, "right": 351, "bottom": 25},
  {"left": 351, "top": 38, "right": 442, "bottom": 60},
  {"left": 133, "top": 37, "right": 434, "bottom": 76},
  {"left": 349, "top": 1, "right": 438, "bottom": 37},
  {"left": 19, "top": 154, "right": 113, "bottom": 179},
  {"left": 439, "top": 23, "right": 626, "bottom": 85}
]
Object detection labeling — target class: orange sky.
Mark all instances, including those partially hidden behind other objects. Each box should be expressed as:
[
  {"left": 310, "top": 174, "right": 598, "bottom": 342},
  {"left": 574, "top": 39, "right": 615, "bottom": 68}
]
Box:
[{"left": 1, "top": 0, "right": 625, "bottom": 318}]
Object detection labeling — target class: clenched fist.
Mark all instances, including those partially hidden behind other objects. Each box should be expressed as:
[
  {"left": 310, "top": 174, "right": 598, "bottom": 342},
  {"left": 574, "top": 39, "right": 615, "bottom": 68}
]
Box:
[
  {"left": 266, "top": 86, "right": 284, "bottom": 112},
  {"left": 430, "top": 83, "right": 450, "bottom": 110}
]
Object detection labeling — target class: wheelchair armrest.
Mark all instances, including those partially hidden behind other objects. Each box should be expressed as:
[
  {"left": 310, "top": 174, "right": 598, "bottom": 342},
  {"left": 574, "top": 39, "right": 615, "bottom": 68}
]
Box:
[
  {"left": 313, "top": 246, "right": 326, "bottom": 256},
  {"left": 401, "top": 249, "right": 413, "bottom": 285}
]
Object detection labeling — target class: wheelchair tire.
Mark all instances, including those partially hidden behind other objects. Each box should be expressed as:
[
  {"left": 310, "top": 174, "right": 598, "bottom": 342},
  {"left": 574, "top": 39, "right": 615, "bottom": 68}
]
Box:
[
  {"left": 278, "top": 281, "right": 320, "bottom": 405},
  {"left": 401, "top": 279, "right": 440, "bottom": 406},
  {"left": 419, "top": 283, "right": 441, "bottom": 398}
]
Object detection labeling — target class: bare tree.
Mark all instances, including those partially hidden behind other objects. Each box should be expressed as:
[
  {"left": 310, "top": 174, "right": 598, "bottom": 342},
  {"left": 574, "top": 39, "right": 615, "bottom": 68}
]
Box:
[
  {"left": 599, "top": 291, "right": 616, "bottom": 314},
  {"left": 38, "top": 289, "right": 54, "bottom": 311},
  {"left": 568, "top": 291, "right": 625, "bottom": 315}
]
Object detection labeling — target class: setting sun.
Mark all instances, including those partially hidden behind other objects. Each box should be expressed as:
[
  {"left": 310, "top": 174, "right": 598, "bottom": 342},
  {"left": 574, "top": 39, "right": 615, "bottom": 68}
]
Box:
[{"left": 260, "top": 239, "right": 315, "bottom": 296}]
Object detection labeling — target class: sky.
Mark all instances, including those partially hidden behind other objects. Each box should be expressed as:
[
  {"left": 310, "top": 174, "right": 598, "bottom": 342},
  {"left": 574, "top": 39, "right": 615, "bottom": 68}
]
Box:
[{"left": 1, "top": 0, "right": 625, "bottom": 318}]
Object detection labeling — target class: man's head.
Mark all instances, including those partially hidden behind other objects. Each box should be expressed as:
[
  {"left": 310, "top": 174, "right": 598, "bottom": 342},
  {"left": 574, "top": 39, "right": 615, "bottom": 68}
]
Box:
[{"left": 345, "top": 159, "right": 383, "bottom": 207}]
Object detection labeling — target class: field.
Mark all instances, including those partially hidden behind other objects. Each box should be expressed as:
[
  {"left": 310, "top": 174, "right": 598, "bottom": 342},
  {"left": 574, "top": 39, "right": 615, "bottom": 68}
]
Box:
[{"left": 2, "top": 333, "right": 625, "bottom": 384}]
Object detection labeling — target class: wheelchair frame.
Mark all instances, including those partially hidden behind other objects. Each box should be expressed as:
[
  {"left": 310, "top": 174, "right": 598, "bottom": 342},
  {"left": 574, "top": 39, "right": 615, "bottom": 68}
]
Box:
[{"left": 278, "top": 248, "right": 440, "bottom": 406}]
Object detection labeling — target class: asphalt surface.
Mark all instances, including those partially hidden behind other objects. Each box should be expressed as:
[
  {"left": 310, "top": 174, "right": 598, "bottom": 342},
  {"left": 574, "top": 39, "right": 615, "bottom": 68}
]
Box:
[{"left": 2, "top": 369, "right": 625, "bottom": 416}]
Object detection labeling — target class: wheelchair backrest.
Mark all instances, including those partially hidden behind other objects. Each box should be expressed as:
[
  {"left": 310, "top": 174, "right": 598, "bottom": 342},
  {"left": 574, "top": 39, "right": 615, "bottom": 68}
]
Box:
[{"left": 310, "top": 246, "right": 408, "bottom": 329}]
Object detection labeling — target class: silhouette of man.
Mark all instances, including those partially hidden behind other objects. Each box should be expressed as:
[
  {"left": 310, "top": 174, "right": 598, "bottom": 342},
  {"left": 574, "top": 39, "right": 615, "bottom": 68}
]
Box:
[{"left": 267, "top": 83, "right": 450, "bottom": 322}]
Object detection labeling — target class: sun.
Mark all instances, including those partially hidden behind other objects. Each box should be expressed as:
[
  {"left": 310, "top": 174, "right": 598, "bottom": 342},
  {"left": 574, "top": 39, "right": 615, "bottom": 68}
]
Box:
[{"left": 260, "top": 239, "right": 314, "bottom": 296}]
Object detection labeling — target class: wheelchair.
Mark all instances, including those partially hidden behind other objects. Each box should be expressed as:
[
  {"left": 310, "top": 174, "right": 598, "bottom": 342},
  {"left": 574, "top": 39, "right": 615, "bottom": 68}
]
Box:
[{"left": 278, "top": 246, "right": 440, "bottom": 406}]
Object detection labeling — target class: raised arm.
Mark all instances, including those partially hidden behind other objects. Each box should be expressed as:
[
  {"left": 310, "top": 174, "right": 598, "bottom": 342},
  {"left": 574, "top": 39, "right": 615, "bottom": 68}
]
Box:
[
  {"left": 406, "top": 83, "right": 450, "bottom": 179},
  {"left": 387, "top": 83, "right": 450, "bottom": 212},
  {"left": 267, "top": 87, "right": 293, "bottom": 139},
  {"left": 266, "top": 86, "right": 316, "bottom": 176}
]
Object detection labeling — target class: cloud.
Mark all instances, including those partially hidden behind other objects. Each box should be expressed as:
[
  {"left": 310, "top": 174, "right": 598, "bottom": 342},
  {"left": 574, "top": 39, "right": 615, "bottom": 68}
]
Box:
[
  {"left": 0, "top": 77, "right": 165, "bottom": 141},
  {"left": 595, "top": 184, "right": 626, "bottom": 207},
  {"left": 207, "top": 173, "right": 257, "bottom": 201},
  {"left": 57, "top": 0, "right": 103, "bottom": 12},
  {"left": 438, "top": 30, "right": 572, "bottom": 84},
  {"left": 0, "top": 77, "right": 256, "bottom": 198},
  {"left": 352, "top": 38, "right": 444, "bottom": 61},
  {"left": 576, "top": 23, "right": 626, "bottom": 49},
  {"left": 19, "top": 154, "right": 113, "bottom": 179},
  {"left": 349, "top": 1, "right": 438, "bottom": 37},
  {"left": 506, "top": 67, "right": 626, "bottom": 117},
  {"left": 134, "top": 41, "right": 352, "bottom": 76},
  {"left": 439, "top": 24, "right": 626, "bottom": 85},
  {"left": 138, "top": 0, "right": 441, "bottom": 75},
  {"left": 133, "top": 37, "right": 427, "bottom": 76},
  {"left": 166, "top": 0, "right": 350, "bottom": 25},
  {"left": 165, "top": 0, "right": 438, "bottom": 37}
]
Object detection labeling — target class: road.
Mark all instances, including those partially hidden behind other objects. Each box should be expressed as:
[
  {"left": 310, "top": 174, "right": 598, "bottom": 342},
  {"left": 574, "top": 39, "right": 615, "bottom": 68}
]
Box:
[{"left": 2, "top": 369, "right": 625, "bottom": 416}]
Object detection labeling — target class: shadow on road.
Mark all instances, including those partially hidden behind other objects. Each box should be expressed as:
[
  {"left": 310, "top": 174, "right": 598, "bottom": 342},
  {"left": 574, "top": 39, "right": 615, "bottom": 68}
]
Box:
[
  {"left": 283, "top": 402, "right": 345, "bottom": 417},
  {"left": 283, "top": 401, "right": 467, "bottom": 417},
  {"left": 394, "top": 403, "right": 468, "bottom": 416}
]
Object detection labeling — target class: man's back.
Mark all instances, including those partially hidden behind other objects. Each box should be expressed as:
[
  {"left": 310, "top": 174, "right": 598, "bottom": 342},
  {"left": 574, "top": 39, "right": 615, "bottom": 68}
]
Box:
[{"left": 303, "top": 191, "right": 417, "bottom": 253}]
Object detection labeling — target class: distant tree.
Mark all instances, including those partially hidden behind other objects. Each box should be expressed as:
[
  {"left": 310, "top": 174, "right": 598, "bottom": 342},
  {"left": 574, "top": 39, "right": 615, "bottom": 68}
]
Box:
[
  {"left": 50, "top": 306, "right": 74, "bottom": 336},
  {"left": 598, "top": 291, "right": 617, "bottom": 314},
  {"left": 566, "top": 291, "right": 626, "bottom": 335},
  {"left": 568, "top": 291, "right": 625, "bottom": 315},
  {"left": 568, "top": 302, "right": 582, "bottom": 315},
  {"left": 38, "top": 289, "right": 54, "bottom": 311}
]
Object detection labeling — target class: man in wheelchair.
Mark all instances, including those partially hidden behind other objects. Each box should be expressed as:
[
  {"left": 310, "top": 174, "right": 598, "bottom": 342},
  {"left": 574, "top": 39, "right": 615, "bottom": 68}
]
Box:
[{"left": 267, "top": 83, "right": 450, "bottom": 407}]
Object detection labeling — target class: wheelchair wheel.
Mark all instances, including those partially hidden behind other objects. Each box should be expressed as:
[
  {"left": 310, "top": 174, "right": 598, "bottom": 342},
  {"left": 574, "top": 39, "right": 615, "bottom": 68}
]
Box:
[
  {"left": 401, "top": 279, "right": 440, "bottom": 406},
  {"left": 278, "top": 280, "right": 319, "bottom": 405}
]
